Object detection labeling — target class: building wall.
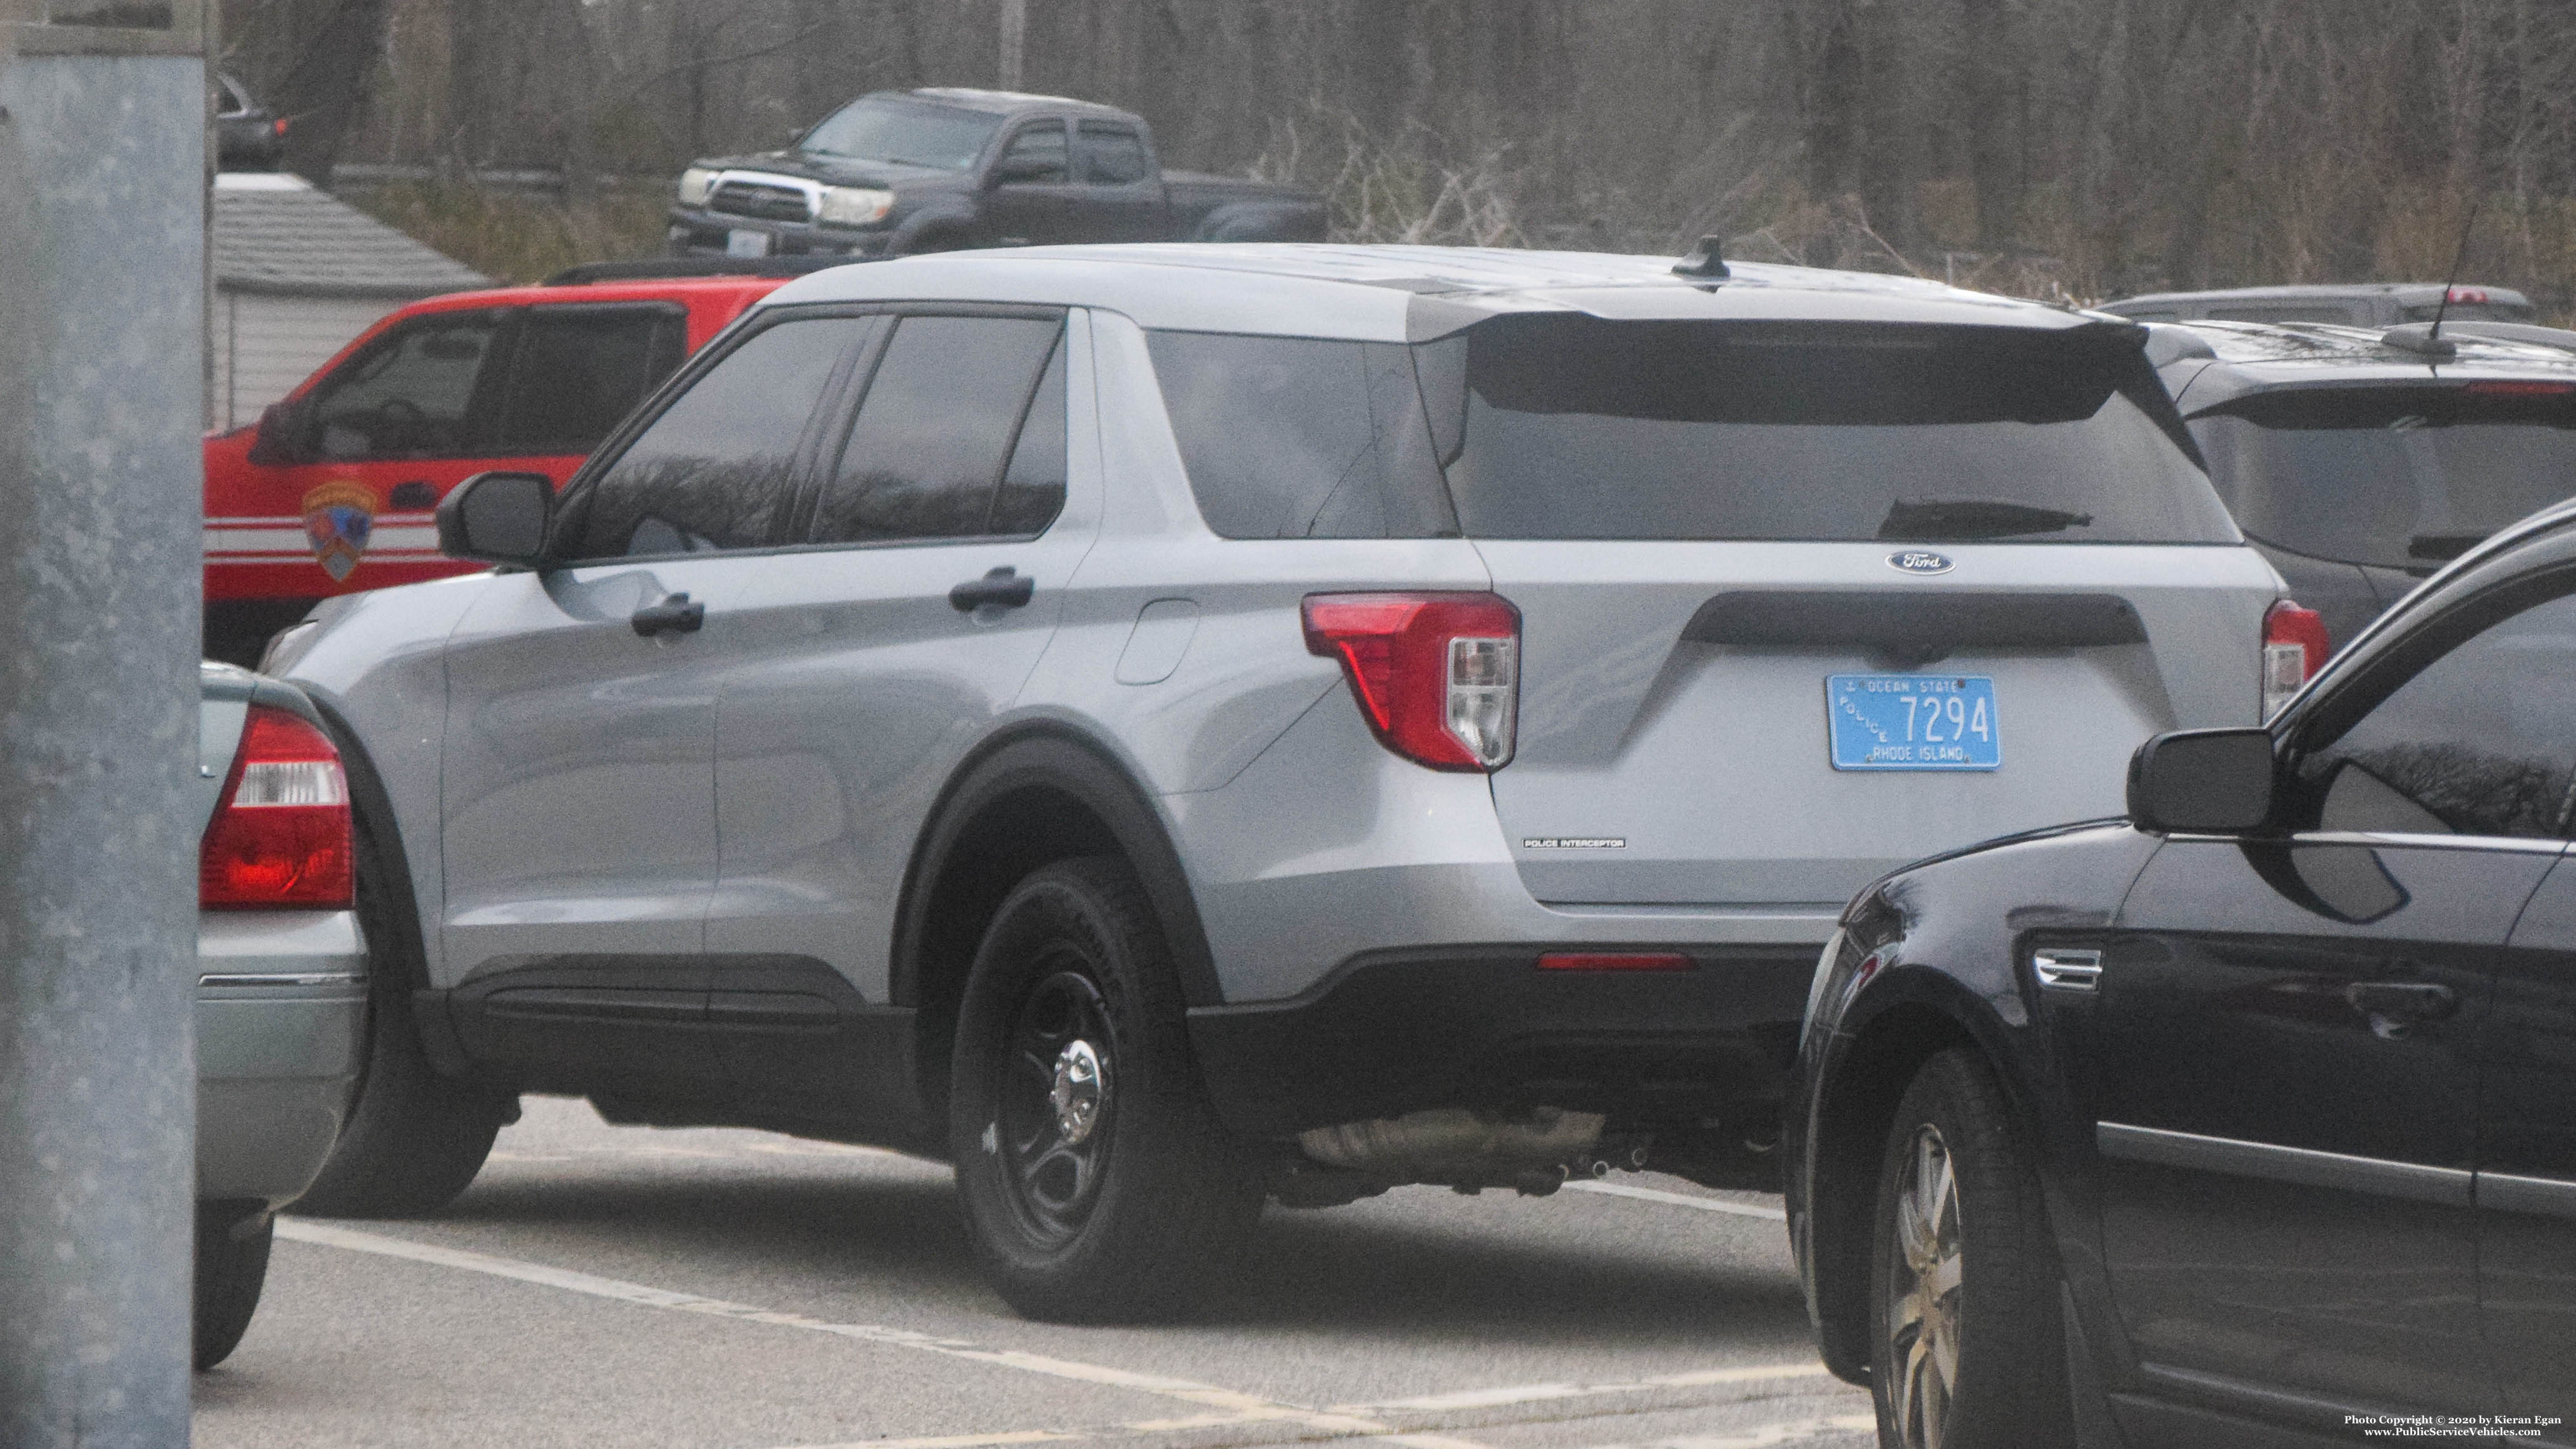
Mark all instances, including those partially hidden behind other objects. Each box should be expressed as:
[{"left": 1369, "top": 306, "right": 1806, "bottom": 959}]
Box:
[{"left": 211, "top": 290, "right": 396, "bottom": 430}]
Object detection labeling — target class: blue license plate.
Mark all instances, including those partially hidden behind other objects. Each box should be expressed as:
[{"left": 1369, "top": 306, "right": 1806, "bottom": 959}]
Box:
[{"left": 1826, "top": 674, "right": 2002, "bottom": 771}]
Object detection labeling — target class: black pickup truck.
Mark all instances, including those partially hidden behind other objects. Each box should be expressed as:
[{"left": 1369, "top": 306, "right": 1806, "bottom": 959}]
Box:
[{"left": 666, "top": 88, "right": 1326, "bottom": 259}]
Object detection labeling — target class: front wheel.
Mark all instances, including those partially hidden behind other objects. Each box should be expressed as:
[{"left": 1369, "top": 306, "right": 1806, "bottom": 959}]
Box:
[
  {"left": 950, "top": 857, "right": 1263, "bottom": 1323},
  {"left": 290, "top": 816, "right": 512, "bottom": 1217},
  {"left": 1868, "top": 1049, "right": 2072, "bottom": 1448},
  {"left": 193, "top": 1202, "right": 273, "bottom": 1371}
]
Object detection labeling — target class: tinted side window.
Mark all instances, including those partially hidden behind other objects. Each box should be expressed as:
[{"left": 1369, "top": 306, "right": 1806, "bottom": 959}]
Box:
[
  {"left": 308, "top": 311, "right": 506, "bottom": 460},
  {"left": 2298, "top": 587, "right": 2576, "bottom": 839},
  {"left": 1145, "top": 331, "right": 1455, "bottom": 539},
  {"left": 999, "top": 122, "right": 1067, "bottom": 183},
  {"left": 1077, "top": 123, "right": 1150, "bottom": 185},
  {"left": 811, "top": 315, "right": 1062, "bottom": 544},
  {"left": 491, "top": 305, "right": 690, "bottom": 457},
  {"left": 562, "top": 315, "right": 865, "bottom": 559}
]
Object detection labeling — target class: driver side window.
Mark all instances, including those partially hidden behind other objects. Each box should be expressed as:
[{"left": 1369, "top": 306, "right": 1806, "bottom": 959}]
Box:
[
  {"left": 307, "top": 311, "right": 506, "bottom": 460},
  {"left": 2299, "top": 586, "right": 2576, "bottom": 839}
]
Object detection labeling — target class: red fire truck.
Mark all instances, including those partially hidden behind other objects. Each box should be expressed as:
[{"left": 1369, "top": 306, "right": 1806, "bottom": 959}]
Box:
[{"left": 203, "top": 264, "right": 808, "bottom": 664}]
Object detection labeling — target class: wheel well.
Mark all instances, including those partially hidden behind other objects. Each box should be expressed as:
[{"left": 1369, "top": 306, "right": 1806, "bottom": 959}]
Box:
[
  {"left": 897, "top": 731, "right": 1219, "bottom": 1125},
  {"left": 907, "top": 782, "right": 1121, "bottom": 1115},
  {"left": 1810, "top": 1002, "right": 1979, "bottom": 1379}
]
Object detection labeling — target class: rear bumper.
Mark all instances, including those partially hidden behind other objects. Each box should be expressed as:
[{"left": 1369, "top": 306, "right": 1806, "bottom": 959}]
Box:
[
  {"left": 1188, "top": 943, "right": 1816, "bottom": 1137},
  {"left": 196, "top": 910, "right": 368, "bottom": 1206}
]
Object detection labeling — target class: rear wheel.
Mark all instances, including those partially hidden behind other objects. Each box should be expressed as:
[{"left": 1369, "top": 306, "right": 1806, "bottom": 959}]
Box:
[
  {"left": 292, "top": 816, "right": 511, "bottom": 1218},
  {"left": 950, "top": 857, "right": 1263, "bottom": 1322},
  {"left": 1868, "top": 1049, "right": 2070, "bottom": 1448},
  {"left": 192, "top": 1201, "right": 272, "bottom": 1371}
]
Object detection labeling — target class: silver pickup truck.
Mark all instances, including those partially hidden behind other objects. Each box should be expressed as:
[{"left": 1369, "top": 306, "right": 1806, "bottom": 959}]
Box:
[{"left": 193, "top": 663, "right": 367, "bottom": 1370}]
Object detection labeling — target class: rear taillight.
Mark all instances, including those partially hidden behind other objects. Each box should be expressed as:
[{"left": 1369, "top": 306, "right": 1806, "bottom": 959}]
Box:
[
  {"left": 1302, "top": 592, "right": 1519, "bottom": 771},
  {"left": 2261, "top": 599, "right": 2329, "bottom": 719},
  {"left": 199, "top": 706, "right": 354, "bottom": 909}
]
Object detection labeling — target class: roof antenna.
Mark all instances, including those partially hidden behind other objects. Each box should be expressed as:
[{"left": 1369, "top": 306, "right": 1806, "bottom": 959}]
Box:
[
  {"left": 2386, "top": 193, "right": 2483, "bottom": 358},
  {"left": 1672, "top": 235, "right": 1730, "bottom": 282}
]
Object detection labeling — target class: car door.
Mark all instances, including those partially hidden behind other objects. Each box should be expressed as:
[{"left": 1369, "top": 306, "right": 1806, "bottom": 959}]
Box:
[
  {"left": 2483, "top": 828, "right": 2576, "bottom": 1440},
  {"left": 437, "top": 310, "right": 875, "bottom": 1094},
  {"left": 262, "top": 306, "right": 518, "bottom": 591},
  {"left": 703, "top": 306, "right": 1094, "bottom": 1116},
  {"left": 982, "top": 119, "right": 1079, "bottom": 246},
  {"left": 1073, "top": 121, "right": 1161, "bottom": 242},
  {"left": 2089, "top": 581, "right": 2576, "bottom": 1424}
]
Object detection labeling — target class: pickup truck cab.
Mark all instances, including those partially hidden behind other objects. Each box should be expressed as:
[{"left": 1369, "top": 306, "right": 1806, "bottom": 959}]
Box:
[
  {"left": 203, "top": 267, "right": 802, "bottom": 666},
  {"left": 666, "top": 87, "right": 1325, "bottom": 260}
]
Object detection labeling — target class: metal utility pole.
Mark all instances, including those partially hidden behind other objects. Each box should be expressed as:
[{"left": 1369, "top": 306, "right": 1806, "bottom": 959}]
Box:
[
  {"left": 997, "top": 0, "right": 1025, "bottom": 91},
  {"left": 0, "top": 2, "right": 209, "bottom": 1445}
]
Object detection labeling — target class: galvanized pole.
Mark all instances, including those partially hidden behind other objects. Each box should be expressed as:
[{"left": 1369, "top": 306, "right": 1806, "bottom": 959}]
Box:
[
  {"left": 997, "top": 0, "right": 1025, "bottom": 90},
  {"left": 0, "top": 2, "right": 209, "bottom": 1445}
]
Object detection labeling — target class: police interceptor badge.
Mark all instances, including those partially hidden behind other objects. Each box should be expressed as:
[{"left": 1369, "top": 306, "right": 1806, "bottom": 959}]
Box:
[
  {"left": 1522, "top": 837, "right": 1627, "bottom": 849},
  {"left": 302, "top": 480, "right": 375, "bottom": 582}
]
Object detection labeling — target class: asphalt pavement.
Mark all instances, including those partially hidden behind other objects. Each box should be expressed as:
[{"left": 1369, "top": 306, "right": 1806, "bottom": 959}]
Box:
[{"left": 193, "top": 1096, "right": 1874, "bottom": 1449}]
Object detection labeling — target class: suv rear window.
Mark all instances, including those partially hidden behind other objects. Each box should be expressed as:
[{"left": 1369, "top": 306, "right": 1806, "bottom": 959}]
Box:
[
  {"left": 2191, "top": 384, "right": 2576, "bottom": 569},
  {"left": 1433, "top": 317, "right": 2236, "bottom": 544},
  {"left": 1146, "top": 332, "right": 1455, "bottom": 539}
]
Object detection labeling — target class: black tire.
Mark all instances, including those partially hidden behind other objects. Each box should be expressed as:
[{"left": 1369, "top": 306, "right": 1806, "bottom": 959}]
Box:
[
  {"left": 193, "top": 1201, "right": 273, "bottom": 1371},
  {"left": 950, "top": 856, "right": 1264, "bottom": 1323},
  {"left": 290, "top": 815, "right": 511, "bottom": 1218},
  {"left": 1868, "top": 1049, "right": 2072, "bottom": 1449}
]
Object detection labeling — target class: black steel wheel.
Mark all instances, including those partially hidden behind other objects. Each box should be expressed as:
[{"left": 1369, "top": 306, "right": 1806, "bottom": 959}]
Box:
[
  {"left": 1867, "top": 1049, "right": 2072, "bottom": 1449},
  {"left": 951, "top": 856, "right": 1262, "bottom": 1322}
]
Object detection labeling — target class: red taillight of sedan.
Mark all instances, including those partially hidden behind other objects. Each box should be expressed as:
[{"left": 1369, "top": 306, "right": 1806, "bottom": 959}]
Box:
[
  {"left": 2261, "top": 598, "right": 2331, "bottom": 719},
  {"left": 1302, "top": 591, "right": 1520, "bottom": 771},
  {"left": 199, "top": 706, "right": 354, "bottom": 909}
]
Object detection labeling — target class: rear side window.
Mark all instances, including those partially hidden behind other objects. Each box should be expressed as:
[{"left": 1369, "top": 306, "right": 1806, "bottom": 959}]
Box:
[
  {"left": 308, "top": 311, "right": 506, "bottom": 460},
  {"left": 1432, "top": 317, "right": 2235, "bottom": 544},
  {"left": 561, "top": 315, "right": 867, "bottom": 559},
  {"left": 810, "top": 314, "right": 1064, "bottom": 544},
  {"left": 1145, "top": 332, "right": 1456, "bottom": 539},
  {"left": 491, "top": 304, "right": 689, "bottom": 457},
  {"left": 1077, "top": 123, "right": 1150, "bottom": 185},
  {"left": 2191, "top": 384, "right": 2576, "bottom": 570}
]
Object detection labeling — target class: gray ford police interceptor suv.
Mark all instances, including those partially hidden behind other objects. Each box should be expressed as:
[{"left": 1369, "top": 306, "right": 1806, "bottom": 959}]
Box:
[{"left": 260, "top": 243, "right": 2293, "bottom": 1321}]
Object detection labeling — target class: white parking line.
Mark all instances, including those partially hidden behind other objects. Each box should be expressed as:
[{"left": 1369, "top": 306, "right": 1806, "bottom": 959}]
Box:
[
  {"left": 1584, "top": 1412, "right": 1878, "bottom": 1448},
  {"left": 1562, "top": 1181, "right": 1789, "bottom": 1222},
  {"left": 1337, "top": 1361, "right": 1835, "bottom": 1414},
  {"left": 277, "top": 1221, "right": 1487, "bottom": 1448}
]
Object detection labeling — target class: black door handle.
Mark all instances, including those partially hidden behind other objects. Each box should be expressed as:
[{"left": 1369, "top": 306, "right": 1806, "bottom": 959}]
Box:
[
  {"left": 2344, "top": 980, "right": 2458, "bottom": 1022},
  {"left": 631, "top": 591, "right": 705, "bottom": 638},
  {"left": 949, "top": 566, "right": 1034, "bottom": 613}
]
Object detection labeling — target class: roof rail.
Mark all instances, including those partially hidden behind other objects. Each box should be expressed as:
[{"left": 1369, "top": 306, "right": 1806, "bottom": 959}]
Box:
[{"left": 544, "top": 255, "right": 865, "bottom": 286}]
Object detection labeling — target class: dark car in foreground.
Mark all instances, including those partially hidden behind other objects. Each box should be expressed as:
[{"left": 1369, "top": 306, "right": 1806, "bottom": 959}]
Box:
[
  {"left": 1789, "top": 498, "right": 2576, "bottom": 1445},
  {"left": 665, "top": 87, "right": 1325, "bottom": 259},
  {"left": 2149, "top": 318, "right": 2576, "bottom": 658}
]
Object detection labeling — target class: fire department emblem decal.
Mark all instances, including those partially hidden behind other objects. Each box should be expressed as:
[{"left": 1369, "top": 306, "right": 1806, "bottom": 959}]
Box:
[{"left": 302, "top": 480, "right": 376, "bottom": 582}]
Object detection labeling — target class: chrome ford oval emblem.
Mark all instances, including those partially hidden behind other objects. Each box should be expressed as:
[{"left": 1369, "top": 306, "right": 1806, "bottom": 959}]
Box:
[{"left": 1886, "top": 550, "right": 1955, "bottom": 576}]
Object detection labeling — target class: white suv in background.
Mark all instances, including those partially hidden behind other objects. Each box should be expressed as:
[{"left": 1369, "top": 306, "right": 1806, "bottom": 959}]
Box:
[{"left": 263, "top": 244, "right": 2294, "bottom": 1321}]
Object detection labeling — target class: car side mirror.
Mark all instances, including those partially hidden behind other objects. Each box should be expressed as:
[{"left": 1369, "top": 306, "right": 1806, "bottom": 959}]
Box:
[
  {"left": 437, "top": 470, "right": 555, "bottom": 567},
  {"left": 2127, "top": 728, "right": 2277, "bottom": 834},
  {"left": 246, "top": 397, "right": 312, "bottom": 465}
]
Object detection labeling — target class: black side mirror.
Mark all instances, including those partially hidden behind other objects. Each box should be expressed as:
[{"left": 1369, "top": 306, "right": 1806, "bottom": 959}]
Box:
[
  {"left": 246, "top": 397, "right": 312, "bottom": 465},
  {"left": 437, "top": 471, "right": 556, "bottom": 566},
  {"left": 2127, "top": 728, "right": 2277, "bottom": 834}
]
